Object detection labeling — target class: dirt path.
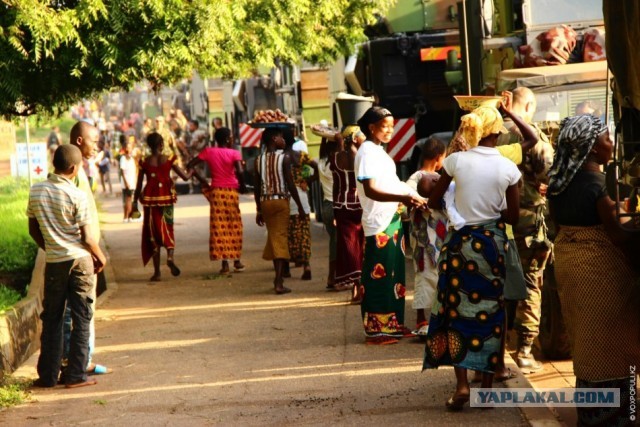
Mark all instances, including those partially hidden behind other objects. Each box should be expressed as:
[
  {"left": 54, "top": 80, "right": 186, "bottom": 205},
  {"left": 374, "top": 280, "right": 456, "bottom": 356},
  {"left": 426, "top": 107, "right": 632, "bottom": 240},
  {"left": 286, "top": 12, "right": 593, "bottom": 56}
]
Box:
[{"left": 3, "top": 185, "right": 527, "bottom": 426}]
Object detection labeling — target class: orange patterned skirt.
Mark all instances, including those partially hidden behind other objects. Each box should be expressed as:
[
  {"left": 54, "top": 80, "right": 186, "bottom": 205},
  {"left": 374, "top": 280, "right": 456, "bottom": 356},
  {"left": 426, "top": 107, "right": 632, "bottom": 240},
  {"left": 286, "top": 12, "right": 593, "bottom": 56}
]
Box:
[{"left": 202, "top": 187, "right": 243, "bottom": 261}]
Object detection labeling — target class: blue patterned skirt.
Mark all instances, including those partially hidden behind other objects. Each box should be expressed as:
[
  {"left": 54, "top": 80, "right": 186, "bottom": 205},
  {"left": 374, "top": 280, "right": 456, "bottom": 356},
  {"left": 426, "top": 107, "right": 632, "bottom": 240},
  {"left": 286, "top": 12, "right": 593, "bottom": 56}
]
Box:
[{"left": 423, "top": 221, "right": 508, "bottom": 373}]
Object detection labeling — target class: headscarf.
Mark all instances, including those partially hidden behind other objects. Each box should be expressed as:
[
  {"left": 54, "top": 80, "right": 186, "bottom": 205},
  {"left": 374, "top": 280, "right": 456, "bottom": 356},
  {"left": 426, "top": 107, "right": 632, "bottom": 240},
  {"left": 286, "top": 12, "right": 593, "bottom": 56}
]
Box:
[
  {"left": 548, "top": 114, "right": 608, "bottom": 196},
  {"left": 357, "top": 107, "right": 393, "bottom": 138},
  {"left": 457, "top": 106, "right": 506, "bottom": 148},
  {"left": 341, "top": 125, "right": 361, "bottom": 140}
]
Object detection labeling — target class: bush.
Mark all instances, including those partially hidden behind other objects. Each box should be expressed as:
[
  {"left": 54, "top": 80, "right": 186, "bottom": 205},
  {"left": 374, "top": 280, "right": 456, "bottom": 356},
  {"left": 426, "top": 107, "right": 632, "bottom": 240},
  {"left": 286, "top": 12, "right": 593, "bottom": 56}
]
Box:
[{"left": 0, "top": 178, "right": 38, "bottom": 295}]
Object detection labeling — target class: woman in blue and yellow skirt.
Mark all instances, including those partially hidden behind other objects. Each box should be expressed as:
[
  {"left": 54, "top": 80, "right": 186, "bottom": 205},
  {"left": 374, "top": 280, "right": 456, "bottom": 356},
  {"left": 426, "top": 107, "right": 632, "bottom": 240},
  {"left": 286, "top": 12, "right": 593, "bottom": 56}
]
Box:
[{"left": 423, "top": 105, "right": 525, "bottom": 411}]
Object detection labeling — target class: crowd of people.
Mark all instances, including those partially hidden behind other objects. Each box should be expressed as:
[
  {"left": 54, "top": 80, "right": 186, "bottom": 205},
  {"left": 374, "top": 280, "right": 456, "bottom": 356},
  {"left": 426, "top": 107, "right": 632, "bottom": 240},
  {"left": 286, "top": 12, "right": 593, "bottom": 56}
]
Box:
[{"left": 30, "top": 95, "right": 638, "bottom": 424}]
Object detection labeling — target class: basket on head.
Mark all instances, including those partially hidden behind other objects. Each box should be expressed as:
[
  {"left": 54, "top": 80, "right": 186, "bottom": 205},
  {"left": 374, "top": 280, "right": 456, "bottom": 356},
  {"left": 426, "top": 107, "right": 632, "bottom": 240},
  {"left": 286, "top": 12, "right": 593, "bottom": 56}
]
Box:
[{"left": 454, "top": 95, "right": 503, "bottom": 112}]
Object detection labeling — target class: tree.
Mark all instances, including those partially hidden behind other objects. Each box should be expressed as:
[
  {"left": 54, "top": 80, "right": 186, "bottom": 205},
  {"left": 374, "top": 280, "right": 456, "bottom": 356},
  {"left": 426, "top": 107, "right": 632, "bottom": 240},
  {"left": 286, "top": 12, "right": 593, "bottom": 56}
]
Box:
[{"left": 0, "top": 0, "right": 394, "bottom": 117}]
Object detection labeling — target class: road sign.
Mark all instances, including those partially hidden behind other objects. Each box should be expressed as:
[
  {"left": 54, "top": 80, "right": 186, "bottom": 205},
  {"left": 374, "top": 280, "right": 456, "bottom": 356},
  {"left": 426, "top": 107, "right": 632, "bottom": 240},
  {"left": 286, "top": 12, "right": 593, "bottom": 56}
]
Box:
[{"left": 11, "top": 143, "right": 48, "bottom": 179}]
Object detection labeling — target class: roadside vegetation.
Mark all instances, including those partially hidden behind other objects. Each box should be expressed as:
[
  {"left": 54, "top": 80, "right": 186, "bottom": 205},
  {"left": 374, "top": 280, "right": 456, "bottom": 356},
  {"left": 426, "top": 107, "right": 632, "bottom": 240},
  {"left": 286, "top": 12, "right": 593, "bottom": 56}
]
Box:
[
  {"left": 0, "top": 178, "right": 39, "bottom": 300},
  {"left": 0, "top": 377, "right": 31, "bottom": 408}
]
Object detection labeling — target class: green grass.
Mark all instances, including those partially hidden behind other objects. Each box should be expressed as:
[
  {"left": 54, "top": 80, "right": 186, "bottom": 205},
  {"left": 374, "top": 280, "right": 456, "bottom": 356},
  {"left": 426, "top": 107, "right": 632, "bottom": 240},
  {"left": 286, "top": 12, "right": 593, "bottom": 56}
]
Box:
[
  {"left": 0, "top": 178, "right": 38, "bottom": 296},
  {"left": 0, "top": 377, "right": 31, "bottom": 408},
  {"left": 0, "top": 287, "right": 22, "bottom": 313}
]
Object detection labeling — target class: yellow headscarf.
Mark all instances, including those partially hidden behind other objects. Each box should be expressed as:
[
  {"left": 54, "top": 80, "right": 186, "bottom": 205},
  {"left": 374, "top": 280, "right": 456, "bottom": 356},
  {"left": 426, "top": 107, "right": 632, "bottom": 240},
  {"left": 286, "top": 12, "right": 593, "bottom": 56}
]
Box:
[
  {"left": 341, "top": 125, "right": 361, "bottom": 140},
  {"left": 458, "top": 106, "right": 505, "bottom": 148}
]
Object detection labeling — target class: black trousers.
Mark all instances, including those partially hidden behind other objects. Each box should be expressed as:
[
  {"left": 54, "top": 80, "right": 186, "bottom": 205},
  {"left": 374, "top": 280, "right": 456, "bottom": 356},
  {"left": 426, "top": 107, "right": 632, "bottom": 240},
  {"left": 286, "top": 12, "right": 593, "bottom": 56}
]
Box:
[{"left": 37, "top": 256, "right": 95, "bottom": 386}]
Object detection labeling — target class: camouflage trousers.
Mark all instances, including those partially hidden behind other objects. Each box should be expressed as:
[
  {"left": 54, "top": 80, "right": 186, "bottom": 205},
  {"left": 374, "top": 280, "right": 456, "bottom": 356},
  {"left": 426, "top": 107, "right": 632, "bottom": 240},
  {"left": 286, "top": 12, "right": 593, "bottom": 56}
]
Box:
[{"left": 514, "top": 237, "right": 552, "bottom": 346}]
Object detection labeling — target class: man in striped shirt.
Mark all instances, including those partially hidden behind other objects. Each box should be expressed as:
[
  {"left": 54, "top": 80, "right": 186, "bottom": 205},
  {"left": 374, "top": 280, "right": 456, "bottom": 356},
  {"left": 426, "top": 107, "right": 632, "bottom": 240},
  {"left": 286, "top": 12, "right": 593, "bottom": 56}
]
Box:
[{"left": 28, "top": 144, "right": 106, "bottom": 389}]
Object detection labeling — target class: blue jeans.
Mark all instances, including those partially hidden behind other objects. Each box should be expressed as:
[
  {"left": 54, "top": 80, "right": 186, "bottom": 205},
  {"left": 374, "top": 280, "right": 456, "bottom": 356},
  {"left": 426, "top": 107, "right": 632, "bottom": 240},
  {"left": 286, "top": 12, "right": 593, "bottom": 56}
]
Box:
[{"left": 38, "top": 257, "right": 95, "bottom": 386}]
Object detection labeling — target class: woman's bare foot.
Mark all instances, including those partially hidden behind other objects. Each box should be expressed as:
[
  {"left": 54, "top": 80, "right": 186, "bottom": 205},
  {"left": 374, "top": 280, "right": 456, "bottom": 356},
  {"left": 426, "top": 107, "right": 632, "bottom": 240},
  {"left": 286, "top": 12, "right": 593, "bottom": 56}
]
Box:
[
  {"left": 150, "top": 273, "right": 161, "bottom": 282},
  {"left": 167, "top": 259, "right": 181, "bottom": 277}
]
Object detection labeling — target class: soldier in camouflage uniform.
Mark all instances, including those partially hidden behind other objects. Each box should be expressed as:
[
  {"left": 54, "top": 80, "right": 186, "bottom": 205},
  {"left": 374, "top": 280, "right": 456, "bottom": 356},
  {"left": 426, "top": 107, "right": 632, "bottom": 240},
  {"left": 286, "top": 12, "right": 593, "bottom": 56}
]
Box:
[{"left": 499, "top": 87, "right": 554, "bottom": 373}]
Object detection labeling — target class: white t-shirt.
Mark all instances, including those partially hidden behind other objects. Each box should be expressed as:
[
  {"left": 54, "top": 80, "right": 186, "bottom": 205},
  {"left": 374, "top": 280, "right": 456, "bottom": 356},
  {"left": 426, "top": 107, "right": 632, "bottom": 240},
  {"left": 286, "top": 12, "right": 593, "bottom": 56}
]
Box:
[
  {"left": 317, "top": 158, "right": 333, "bottom": 202},
  {"left": 119, "top": 155, "right": 137, "bottom": 190},
  {"left": 443, "top": 146, "right": 521, "bottom": 225},
  {"left": 355, "top": 141, "right": 414, "bottom": 236}
]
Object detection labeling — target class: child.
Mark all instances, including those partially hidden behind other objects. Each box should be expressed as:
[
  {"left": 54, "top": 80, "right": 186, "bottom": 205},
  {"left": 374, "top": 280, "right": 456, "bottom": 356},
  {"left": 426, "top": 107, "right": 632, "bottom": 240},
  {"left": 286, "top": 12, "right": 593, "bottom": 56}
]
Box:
[
  {"left": 405, "top": 138, "right": 450, "bottom": 338},
  {"left": 119, "top": 139, "right": 138, "bottom": 222},
  {"left": 27, "top": 144, "right": 107, "bottom": 388},
  {"left": 96, "top": 140, "right": 113, "bottom": 194},
  {"left": 133, "top": 132, "right": 192, "bottom": 281}
]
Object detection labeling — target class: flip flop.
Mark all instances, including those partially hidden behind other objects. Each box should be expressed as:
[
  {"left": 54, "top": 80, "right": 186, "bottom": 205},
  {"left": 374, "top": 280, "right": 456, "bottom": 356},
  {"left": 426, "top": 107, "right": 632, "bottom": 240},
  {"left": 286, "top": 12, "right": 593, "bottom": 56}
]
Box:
[
  {"left": 65, "top": 377, "right": 98, "bottom": 389},
  {"left": 87, "top": 364, "right": 112, "bottom": 375},
  {"left": 275, "top": 287, "right": 292, "bottom": 295},
  {"left": 365, "top": 336, "right": 399, "bottom": 345}
]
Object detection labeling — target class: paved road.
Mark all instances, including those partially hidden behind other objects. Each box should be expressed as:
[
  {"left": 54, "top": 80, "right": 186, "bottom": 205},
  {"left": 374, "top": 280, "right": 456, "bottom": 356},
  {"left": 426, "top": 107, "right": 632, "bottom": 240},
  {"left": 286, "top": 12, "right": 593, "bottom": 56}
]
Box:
[{"left": 4, "top": 187, "right": 527, "bottom": 426}]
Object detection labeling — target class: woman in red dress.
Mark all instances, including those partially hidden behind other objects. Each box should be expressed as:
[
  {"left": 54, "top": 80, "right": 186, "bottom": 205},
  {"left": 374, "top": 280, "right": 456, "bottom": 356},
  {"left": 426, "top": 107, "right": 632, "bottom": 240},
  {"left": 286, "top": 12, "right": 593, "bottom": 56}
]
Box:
[{"left": 134, "top": 132, "right": 192, "bottom": 281}]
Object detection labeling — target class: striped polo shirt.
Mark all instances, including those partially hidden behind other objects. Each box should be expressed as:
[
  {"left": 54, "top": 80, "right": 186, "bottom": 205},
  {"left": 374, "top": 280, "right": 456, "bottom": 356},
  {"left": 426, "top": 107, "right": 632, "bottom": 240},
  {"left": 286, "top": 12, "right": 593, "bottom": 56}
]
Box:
[{"left": 27, "top": 173, "right": 92, "bottom": 263}]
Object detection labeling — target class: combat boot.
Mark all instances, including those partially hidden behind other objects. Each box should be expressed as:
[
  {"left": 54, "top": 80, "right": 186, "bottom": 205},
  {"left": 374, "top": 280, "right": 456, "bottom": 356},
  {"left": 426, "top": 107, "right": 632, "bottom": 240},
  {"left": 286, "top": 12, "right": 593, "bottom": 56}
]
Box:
[{"left": 516, "top": 344, "right": 543, "bottom": 373}]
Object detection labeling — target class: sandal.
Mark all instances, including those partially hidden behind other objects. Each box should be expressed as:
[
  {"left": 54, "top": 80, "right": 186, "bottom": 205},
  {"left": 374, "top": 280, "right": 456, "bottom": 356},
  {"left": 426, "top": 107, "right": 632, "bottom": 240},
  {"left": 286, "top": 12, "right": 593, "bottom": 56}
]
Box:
[
  {"left": 275, "top": 286, "right": 292, "bottom": 295},
  {"left": 400, "top": 327, "right": 416, "bottom": 338},
  {"left": 365, "top": 336, "right": 399, "bottom": 345},
  {"left": 412, "top": 322, "right": 429, "bottom": 337},
  {"left": 445, "top": 393, "right": 470, "bottom": 411},
  {"left": 65, "top": 377, "right": 98, "bottom": 389},
  {"left": 233, "top": 261, "right": 245, "bottom": 272}
]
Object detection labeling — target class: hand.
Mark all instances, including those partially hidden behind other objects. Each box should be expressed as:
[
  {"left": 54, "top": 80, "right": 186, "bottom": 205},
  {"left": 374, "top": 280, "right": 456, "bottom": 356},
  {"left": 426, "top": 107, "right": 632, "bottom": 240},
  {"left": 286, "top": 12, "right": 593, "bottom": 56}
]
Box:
[
  {"left": 538, "top": 183, "right": 548, "bottom": 197},
  {"left": 300, "top": 181, "right": 309, "bottom": 192},
  {"left": 93, "top": 254, "right": 106, "bottom": 274},
  {"left": 402, "top": 194, "right": 428, "bottom": 210},
  {"left": 256, "top": 212, "right": 264, "bottom": 226},
  {"left": 500, "top": 90, "right": 513, "bottom": 113},
  {"left": 298, "top": 211, "right": 306, "bottom": 221}
]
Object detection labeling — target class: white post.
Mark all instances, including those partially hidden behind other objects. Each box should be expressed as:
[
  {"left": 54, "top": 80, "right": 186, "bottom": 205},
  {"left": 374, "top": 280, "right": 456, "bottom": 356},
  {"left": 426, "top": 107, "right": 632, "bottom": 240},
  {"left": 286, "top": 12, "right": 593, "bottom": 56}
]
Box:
[{"left": 25, "top": 117, "right": 32, "bottom": 187}]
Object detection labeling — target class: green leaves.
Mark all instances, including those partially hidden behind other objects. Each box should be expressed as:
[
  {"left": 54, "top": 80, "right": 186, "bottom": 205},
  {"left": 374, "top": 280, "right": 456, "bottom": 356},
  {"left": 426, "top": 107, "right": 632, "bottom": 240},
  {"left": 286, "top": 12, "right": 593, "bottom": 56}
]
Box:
[{"left": 0, "top": 0, "right": 394, "bottom": 117}]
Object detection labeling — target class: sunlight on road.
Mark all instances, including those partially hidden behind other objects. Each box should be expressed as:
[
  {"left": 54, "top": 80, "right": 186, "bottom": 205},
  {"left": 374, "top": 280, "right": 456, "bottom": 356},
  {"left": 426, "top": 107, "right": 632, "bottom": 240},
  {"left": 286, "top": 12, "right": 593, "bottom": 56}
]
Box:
[
  {"left": 96, "top": 338, "right": 213, "bottom": 354},
  {"left": 30, "top": 360, "right": 430, "bottom": 403}
]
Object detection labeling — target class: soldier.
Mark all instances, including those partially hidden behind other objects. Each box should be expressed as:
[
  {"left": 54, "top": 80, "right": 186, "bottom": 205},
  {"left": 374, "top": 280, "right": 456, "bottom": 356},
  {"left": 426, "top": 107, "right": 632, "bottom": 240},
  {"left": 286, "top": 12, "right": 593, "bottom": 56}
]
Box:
[{"left": 499, "top": 87, "right": 554, "bottom": 373}]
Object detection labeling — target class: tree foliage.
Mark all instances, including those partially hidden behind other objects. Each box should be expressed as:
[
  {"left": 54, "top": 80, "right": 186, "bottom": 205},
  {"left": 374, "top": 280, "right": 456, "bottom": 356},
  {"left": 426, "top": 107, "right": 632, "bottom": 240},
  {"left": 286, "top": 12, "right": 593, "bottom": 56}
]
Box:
[{"left": 0, "top": 0, "right": 394, "bottom": 117}]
